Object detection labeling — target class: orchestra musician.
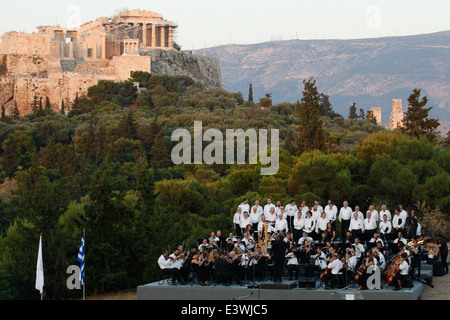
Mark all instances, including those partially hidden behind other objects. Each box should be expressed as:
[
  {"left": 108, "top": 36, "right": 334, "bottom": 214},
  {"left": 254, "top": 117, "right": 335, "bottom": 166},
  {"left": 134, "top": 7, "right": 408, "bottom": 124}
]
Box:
[
  {"left": 322, "top": 253, "right": 343, "bottom": 289},
  {"left": 286, "top": 246, "right": 300, "bottom": 280},
  {"left": 157, "top": 249, "right": 186, "bottom": 285},
  {"left": 357, "top": 255, "right": 375, "bottom": 290},
  {"left": 393, "top": 252, "right": 410, "bottom": 291},
  {"left": 215, "top": 251, "right": 242, "bottom": 286}
]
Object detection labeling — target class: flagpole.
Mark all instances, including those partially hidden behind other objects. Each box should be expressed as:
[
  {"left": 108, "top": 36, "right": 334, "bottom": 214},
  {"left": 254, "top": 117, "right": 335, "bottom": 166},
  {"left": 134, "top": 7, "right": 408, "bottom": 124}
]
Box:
[{"left": 40, "top": 233, "right": 43, "bottom": 301}]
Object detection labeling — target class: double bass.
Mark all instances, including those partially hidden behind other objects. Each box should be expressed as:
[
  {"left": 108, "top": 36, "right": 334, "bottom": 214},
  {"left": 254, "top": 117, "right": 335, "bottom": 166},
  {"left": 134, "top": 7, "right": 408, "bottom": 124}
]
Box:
[
  {"left": 353, "top": 251, "right": 376, "bottom": 282},
  {"left": 384, "top": 239, "right": 424, "bottom": 284}
]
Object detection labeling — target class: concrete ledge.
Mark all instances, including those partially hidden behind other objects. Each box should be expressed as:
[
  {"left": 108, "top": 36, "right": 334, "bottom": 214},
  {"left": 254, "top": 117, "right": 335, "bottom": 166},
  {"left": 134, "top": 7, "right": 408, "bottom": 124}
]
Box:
[{"left": 137, "top": 280, "right": 425, "bottom": 301}]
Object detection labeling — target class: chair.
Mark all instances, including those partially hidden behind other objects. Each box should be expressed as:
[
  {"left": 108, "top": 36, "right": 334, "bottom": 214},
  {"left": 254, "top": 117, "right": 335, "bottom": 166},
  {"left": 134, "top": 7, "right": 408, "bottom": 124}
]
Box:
[{"left": 158, "top": 269, "right": 173, "bottom": 285}]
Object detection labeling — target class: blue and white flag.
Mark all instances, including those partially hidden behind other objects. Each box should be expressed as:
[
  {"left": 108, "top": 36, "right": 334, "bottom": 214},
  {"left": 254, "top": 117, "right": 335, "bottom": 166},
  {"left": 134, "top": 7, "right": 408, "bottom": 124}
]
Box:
[{"left": 77, "top": 232, "right": 85, "bottom": 286}]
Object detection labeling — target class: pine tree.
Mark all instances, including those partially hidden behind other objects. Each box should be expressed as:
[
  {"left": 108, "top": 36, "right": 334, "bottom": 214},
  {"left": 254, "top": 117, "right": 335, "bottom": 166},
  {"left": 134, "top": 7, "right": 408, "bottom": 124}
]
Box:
[
  {"left": 359, "top": 108, "right": 365, "bottom": 119},
  {"left": 120, "top": 110, "right": 138, "bottom": 140},
  {"left": 150, "top": 128, "right": 171, "bottom": 169},
  {"left": 61, "top": 100, "right": 65, "bottom": 115},
  {"left": 348, "top": 103, "right": 357, "bottom": 119},
  {"left": 296, "top": 77, "right": 326, "bottom": 155},
  {"left": 401, "top": 88, "right": 440, "bottom": 142},
  {"left": 12, "top": 104, "right": 20, "bottom": 119},
  {"left": 38, "top": 97, "right": 43, "bottom": 115},
  {"left": 45, "top": 97, "right": 51, "bottom": 110},
  {"left": 319, "top": 93, "right": 333, "bottom": 117},
  {"left": 248, "top": 83, "right": 253, "bottom": 102},
  {"left": 1, "top": 105, "right": 5, "bottom": 121},
  {"left": 31, "top": 93, "right": 39, "bottom": 113},
  {"left": 366, "top": 110, "right": 377, "bottom": 124}
]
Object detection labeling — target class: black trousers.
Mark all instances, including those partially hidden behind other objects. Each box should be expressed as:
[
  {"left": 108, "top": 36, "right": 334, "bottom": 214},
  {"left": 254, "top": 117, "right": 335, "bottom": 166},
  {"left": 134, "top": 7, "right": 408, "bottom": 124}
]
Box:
[
  {"left": 287, "top": 216, "right": 294, "bottom": 233},
  {"left": 441, "top": 252, "right": 449, "bottom": 274},
  {"left": 293, "top": 229, "right": 303, "bottom": 244},
  {"left": 341, "top": 219, "right": 350, "bottom": 239},
  {"left": 162, "top": 268, "right": 183, "bottom": 283},
  {"left": 273, "top": 259, "right": 285, "bottom": 282},
  {"left": 287, "top": 264, "right": 299, "bottom": 280}
]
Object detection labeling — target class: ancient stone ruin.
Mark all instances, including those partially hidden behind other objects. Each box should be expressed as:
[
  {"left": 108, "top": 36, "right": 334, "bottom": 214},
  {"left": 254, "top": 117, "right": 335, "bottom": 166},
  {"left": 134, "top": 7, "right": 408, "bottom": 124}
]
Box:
[{"left": 0, "top": 9, "right": 222, "bottom": 115}]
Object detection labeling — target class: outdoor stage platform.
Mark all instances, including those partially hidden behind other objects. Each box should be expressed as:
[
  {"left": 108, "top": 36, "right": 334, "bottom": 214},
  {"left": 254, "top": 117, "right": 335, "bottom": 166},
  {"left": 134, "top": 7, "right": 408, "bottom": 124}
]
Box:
[{"left": 137, "top": 266, "right": 433, "bottom": 301}]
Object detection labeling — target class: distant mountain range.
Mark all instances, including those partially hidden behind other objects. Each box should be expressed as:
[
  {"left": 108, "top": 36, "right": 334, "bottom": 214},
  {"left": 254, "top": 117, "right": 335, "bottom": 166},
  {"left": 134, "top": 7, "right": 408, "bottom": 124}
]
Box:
[{"left": 197, "top": 30, "right": 450, "bottom": 123}]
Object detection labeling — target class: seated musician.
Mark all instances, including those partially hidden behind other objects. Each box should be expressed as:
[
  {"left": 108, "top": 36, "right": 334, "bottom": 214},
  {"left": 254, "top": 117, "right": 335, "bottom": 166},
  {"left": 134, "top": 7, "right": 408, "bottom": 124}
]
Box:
[
  {"left": 286, "top": 247, "right": 300, "bottom": 280},
  {"left": 357, "top": 255, "right": 376, "bottom": 290},
  {"left": 207, "top": 237, "right": 219, "bottom": 252},
  {"left": 393, "top": 252, "right": 409, "bottom": 291},
  {"left": 243, "top": 224, "right": 255, "bottom": 240},
  {"left": 215, "top": 230, "right": 226, "bottom": 248},
  {"left": 226, "top": 233, "right": 237, "bottom": 243},
  {"left": 157, "top": 249, "right": 186, "bottom": 285},
  {"left": 283, "top": 232, "right": 295, "bottom": 249},
  {"left": 191, "top": 251, "right": 211, "bottom": 286},
  {"left": 252, "top": 246, "right": 265, "bottom": 281},
  {"left": 373, "top": 247, "right": 386, "bottom": 271},
  {"left": 170, "top": 248, "right": 189, "bottom": 282},
  {"left": 257, "top": 215, "right": 276, "bottom": 234},
  {"left": 393, "top": 232, "right": 407, "bottom": 254},
  {"left": 353, "top": 237, "right": 365, "bottom": 265},
  {"left": 198, "top": 238, "right": 208, "bottom": 252},
  {"left": 343, "top": 248, "right": 357, "bottom": 282},
  {"left": 322, "top": 253, "right": 344, "bottom": 289},
  {"left": 242, "top": 232, "right": 255, "bottom": 251},
  {"left": 342, "top": 230, "right": 355, "bottom": 246},
  {"left": 310, "top": 247, "right": 327, "bottom": 276},
  {"left": 234, "top": 237, "right": 247, "bottom": 254},
  {"left": 298, "top": 231, "right": 314, "bottom": 246},
  {"left": 368, "top": 233, "right": 384, "bottom": 248},
  {"left": 215, "top": 251, "right": 242, "bottom": 286}
]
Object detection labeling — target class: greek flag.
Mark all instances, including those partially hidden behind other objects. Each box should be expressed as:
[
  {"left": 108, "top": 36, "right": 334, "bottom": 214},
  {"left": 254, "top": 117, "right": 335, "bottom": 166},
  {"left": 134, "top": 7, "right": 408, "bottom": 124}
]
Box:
[{"left": 77, "top": 232, "right": 85, "bottom": 286}]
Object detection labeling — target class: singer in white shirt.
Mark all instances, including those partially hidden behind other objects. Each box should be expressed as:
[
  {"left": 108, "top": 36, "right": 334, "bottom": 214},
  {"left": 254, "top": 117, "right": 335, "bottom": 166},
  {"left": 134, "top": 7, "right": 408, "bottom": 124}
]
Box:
[
  {"left": 364, "top": 211, "right": 377, "bottom": 242},
  {"left": 315, "top": 212, "right": 329, "bottom": 235},
  {"left": 274, "top": 213, "right": 288, "bottom": 234},
  {"left": 349, "top": 212, "right": 364, "bottom": 237},
  {"left": 264, "top": 199, "right": 275, "bottom": 217},
  {"left": 293, "top": 211, "right": 305, "bottom": 244},
  {"left": 366, "top": 205, "right": 379, "bottom": 222},
  {"left": 339, "top": 201, "right": 353, "bottom": 239},
  {"left": 325, "top": 201, "right": 338, "bottom": 229},
  {"left": 379, "top": 204, "right": 391, "bottom": 221}
]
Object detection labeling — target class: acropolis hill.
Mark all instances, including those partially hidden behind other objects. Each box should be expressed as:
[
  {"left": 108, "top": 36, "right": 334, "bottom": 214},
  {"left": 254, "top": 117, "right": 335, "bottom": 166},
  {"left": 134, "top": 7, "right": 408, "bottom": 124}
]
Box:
[{"left": 0, "top": 9, "right": 222, "bottom": 115}]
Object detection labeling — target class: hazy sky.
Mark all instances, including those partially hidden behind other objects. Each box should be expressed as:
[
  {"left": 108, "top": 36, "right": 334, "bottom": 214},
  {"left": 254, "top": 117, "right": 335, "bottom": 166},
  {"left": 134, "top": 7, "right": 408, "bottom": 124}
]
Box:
[{"left": 1, "top": 0, "right": 449, "bottom": 49}]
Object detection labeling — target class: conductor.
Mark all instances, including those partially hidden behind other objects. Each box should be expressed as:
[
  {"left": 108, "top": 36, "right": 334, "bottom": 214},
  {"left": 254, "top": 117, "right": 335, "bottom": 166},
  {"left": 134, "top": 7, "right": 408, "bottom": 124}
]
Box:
[{"left": 270, "top": 232, "right": 289, "bottom": 283}]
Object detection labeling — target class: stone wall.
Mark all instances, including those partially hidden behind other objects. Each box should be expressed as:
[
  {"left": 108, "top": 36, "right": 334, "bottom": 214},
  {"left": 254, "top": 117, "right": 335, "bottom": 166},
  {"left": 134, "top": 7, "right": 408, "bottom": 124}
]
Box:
[
  {"left": 142, "top": 49, "right": 222, "bottom": 89},
  {"left": 112, "top": 55, "right": 151, "bottom": 81}
]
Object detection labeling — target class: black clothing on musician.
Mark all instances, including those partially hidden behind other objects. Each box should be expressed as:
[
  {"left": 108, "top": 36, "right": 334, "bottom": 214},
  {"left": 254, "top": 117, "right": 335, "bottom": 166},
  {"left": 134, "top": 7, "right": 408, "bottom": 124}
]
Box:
[
  {"left": 215, "top": 257, "right": 241, "bottom": 285},
  {"left": 270, "top": 239, "right": 289, "bottom": 282},
  {"left": 437, "top": 237, "right": 449, "bottom": 274}
]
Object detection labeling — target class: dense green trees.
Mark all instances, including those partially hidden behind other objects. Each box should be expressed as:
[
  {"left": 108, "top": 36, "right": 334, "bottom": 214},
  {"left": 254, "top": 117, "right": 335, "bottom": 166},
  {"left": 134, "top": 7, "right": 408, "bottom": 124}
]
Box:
[{"left": 0, "top": 74, "right": 448, "bottom": 299}]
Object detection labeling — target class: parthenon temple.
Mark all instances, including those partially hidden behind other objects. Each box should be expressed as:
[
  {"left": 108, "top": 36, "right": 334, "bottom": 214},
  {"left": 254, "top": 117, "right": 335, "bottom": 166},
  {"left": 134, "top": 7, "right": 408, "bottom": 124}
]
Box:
[{"left": 0, "top": 9, "right": 222, "bottom": 116}]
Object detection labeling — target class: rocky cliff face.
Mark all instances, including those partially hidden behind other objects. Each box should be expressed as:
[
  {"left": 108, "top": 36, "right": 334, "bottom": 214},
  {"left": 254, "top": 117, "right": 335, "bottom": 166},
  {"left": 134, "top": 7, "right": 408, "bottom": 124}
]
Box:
[
  {"left": 142, "top": 49, "right": 222, "bottom": 89},
  {"left": 0, "top": 74, "right": 15, "bottom": 112}
]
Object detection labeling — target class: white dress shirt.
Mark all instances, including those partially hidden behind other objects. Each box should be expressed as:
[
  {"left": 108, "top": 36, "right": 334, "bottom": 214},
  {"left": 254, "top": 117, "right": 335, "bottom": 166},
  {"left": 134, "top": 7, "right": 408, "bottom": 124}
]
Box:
[
  {"left": 328, "top": 259, "right": 344, "bottom": 274},
  {"left": 233, "top": 212, "right": 241, "bottom": 225},
  {"left": 303, "top": 217, "right": 316, "bottom": 232},
  {"left": 264, "top": 203, "right": 276, "bottom": 216},
  {"left": 285, "top": 204, "right": 298, "bottom": 217},
  {"left": 266, "top": 211, "right": 277, "bottom": 224},
  {"left": 364, "top": 218, "right": 377, "bottom": 231},
  {"left": 379, "top": 209, "right": 391, "bottom": 221},
  {"left": 275, "top": 218, "right": 288, "bottom": 233},
  {"left": 158, "top": 255, "right": 173, "bottom": 270},
  {"left": 240, "top": 217, "right": 251, "bottom": 229},
  {"left": 367, "top": 209, "right": 379, "bottom": 222},
  {"left": 349, "top": 217, "right": 364, "bottom": 232},
  {"left": 249, "top": 210, "right": 262, "bottom": 224},
  {"left": 325, "top": 205, "right": 338, "bottom": 222},
  {"left": 339, "top": 206, "right": 353, "bottom": 221},
  {"left": 250, "top": 205, "right": 264, "bottom": 217},
  {"left": 311, "top": 209, "right": 322, "bottom": 221},
  {"left": 315, "top": 217, "right": 329, "bottom": 233},
  {"left": 353, "top": 243, "right": 365, "bottom": 258},
  {"left": 286, "top": 252, "right": 299, "bottom": 265},
  {"left": 392, "top": 214, "right": 406, "bottom": 229},
  {"left": 169, "top": 253, "right": 183, "bottom": 269},
  {"left": 293, "top": 215, "right": 305, "bottom": 230},
  {"left": 257, "top": 221, "right": 276, "bottom": 233},
  {"left": 379, "top": 220, "right": 392, "bottom": 234},
  {"left": 399, "top": 260, "right": 409, "bottom": 275},
  {"left": 238, "top": 203, "right": 250, "bottom": 216}
]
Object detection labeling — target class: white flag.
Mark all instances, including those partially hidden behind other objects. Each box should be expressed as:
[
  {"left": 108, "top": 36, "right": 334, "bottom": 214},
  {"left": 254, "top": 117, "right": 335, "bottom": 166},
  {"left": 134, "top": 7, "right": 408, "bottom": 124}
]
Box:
[{"left": 35, "top": 234, "right": 44, "bottom": 294}]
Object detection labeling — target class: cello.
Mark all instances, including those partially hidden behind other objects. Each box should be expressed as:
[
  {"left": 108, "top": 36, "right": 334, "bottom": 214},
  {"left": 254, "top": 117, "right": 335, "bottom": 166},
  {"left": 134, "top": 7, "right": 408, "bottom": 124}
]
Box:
[{"left": 320, "top": 267, "right": 331, "bottom": 281}]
